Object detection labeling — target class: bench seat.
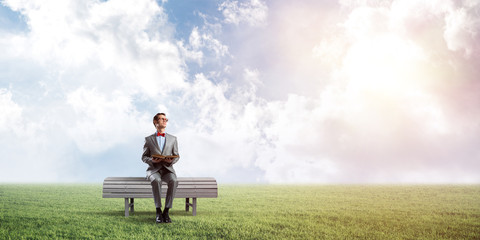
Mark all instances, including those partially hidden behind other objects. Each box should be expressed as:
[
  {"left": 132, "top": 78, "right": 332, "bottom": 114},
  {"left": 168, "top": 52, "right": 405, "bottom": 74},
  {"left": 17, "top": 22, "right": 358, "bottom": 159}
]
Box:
[{"left": 103, "top": 177, "right": 218, "bottom": 216}]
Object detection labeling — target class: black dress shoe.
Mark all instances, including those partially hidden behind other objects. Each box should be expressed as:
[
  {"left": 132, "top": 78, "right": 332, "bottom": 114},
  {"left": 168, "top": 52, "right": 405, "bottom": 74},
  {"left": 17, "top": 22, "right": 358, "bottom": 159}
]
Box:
[
  {"left": 162, "top": 212, "right": 171, "bottom": 223},
  {"left": 156, "top": 214, "right": 164, "bottom": 223}
]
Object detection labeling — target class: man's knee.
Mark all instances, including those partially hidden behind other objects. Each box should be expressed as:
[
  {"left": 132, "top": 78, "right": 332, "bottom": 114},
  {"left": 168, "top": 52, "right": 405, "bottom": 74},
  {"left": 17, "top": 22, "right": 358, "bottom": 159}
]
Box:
[
  {"left": 149, "top": 174, "right": 162, "bottom": 185},
  {"left": 168, "top": 178, "right": 178, "bottom": 188}
]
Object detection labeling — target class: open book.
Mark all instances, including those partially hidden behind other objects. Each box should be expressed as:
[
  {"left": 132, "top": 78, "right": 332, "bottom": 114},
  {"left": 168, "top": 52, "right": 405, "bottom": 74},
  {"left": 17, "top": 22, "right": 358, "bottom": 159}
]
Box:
[{"left": 152, "top": 154, "right": 179, "bottom": 159}]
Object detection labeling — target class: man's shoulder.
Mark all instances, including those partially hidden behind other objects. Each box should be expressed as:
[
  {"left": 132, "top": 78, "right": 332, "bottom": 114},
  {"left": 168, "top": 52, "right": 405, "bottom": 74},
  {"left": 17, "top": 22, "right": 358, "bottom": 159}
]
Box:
[
  {"left": 145, "top": 133, "right": 156, "bottom": 139},
  {"left": 166, "top": 133, "right": 177, "bottom": 139}
]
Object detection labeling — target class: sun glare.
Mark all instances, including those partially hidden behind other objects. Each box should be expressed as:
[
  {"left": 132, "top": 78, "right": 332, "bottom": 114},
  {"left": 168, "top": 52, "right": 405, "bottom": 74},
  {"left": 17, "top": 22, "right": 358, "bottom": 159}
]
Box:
[
  {"left": 334, "top": 33, "right": 450, "bottom": 135},
  {"left": 344, "top": 34, "right": 426, "bottom": 95}
]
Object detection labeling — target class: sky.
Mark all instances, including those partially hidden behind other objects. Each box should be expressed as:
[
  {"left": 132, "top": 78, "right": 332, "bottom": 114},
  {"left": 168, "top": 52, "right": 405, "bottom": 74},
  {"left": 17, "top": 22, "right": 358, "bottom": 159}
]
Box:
[{"left": 0, "top": 0, "right": 479, "bottom": 183}]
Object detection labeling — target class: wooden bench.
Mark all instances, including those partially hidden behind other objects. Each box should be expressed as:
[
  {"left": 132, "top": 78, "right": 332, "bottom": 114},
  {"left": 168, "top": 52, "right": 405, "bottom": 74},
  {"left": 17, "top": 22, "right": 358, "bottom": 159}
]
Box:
[{"left": 102, "top": 177, "right": 218, "bottom": 217}]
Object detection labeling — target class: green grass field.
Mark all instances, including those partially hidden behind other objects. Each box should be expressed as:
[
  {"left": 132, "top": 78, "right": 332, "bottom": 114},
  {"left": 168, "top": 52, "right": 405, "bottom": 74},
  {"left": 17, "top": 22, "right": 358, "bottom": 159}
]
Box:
[{"left": 0, "top": 184, "right": 479, "bottom": 239}]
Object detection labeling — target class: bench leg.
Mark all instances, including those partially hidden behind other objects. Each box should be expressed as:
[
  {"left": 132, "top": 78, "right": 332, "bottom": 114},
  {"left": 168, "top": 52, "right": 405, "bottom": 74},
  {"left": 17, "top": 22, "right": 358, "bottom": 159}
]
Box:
[
  {"left": 124, "top": 198, "right": 129, "bottom": 217},
  {"left": 124, "top": 198, "right": 134, "bottom": 217},
  {"left": 185, "top": 198, "right": 197, "bottom": 216},
  {"left": 130, "top": 198, "right": 134, "bottom": 213},
  {"left": 192, "top": 198, "right": 197, "bottom": 216}
]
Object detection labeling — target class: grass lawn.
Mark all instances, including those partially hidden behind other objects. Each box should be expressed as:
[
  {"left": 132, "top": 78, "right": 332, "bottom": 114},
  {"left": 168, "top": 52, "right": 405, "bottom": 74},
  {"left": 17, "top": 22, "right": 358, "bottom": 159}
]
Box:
[{"left": 0, "top": 184, "right": 479, "bottom": 239}]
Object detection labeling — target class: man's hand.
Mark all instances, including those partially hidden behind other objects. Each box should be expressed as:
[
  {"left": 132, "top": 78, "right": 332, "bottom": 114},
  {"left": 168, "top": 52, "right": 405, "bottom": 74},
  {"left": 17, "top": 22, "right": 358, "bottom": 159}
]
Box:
[
  {"left": 152, "top": 157, "right": 163, "bottom": 163},
  {"left": 152, "top": 155, "right": 176, "bottom": 164},
  {"left": 152, "top": 157, "right": 175, "bottom": 163}
]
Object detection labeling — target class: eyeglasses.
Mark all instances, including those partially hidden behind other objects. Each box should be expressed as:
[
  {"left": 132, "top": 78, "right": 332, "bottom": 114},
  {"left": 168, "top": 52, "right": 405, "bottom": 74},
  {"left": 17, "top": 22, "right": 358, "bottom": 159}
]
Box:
[{"left": 159, "top": 118, "right": 168, "bottom": 122}]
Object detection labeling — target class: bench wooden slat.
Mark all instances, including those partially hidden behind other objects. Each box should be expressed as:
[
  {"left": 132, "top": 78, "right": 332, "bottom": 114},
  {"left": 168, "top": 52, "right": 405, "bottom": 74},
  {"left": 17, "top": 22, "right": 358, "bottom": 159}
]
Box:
[
  {"left": 103, "top": 188, "right": 218, "bottom": 193},
  {"left": 104, "top": 177, "right": 216, "bottom": 181},
  {"left": 103, "top": 183, "right": 217, "bottom": 189},
  {"left": 103, "top": 182, "right": 216, "bottom": 187},
  {"left": 103, "top": 189, "right": 219, "bottom": 194},
  {"left": 103, "top": 194, "right": 218, "bottom": 198},
  {"left": 103, "top": 186, "right": 217, "bottom": 192},
  {"left": 103, "top": 193, "right": 218, "bottom": 198},
  {"left": 105, "top": 187, "right": 213, "bottom": 192},
  {"left": 102, "top": 185, "right": 210, "bottom": 189}
]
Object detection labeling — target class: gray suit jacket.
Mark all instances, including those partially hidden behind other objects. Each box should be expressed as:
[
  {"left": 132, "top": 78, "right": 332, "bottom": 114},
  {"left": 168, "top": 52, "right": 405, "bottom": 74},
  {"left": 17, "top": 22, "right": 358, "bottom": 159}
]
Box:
[{"left": 141, "top": 133, "right": 179, "bottom": 178}]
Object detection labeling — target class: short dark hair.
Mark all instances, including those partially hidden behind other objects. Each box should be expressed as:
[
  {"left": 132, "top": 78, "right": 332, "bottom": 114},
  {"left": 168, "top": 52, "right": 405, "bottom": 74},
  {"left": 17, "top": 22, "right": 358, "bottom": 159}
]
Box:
[{"left": 153, "top": 113, "right": 166, "bottom": 125}]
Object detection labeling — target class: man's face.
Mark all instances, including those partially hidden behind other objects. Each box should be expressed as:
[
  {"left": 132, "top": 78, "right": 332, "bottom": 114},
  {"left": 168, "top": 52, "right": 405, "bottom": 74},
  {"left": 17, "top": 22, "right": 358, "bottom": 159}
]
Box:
[{"left": 156, "top": 115, "right": 168, "bottom": 129}]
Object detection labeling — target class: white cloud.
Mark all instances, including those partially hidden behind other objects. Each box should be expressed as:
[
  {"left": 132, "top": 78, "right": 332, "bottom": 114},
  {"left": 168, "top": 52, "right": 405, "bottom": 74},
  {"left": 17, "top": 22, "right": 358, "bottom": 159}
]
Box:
[
  {"left": 2, "top": 0, "right": 185, "bottom": 96},
  {"left": 0, "top": 89, "right": 73, "bottom": 182},
  {"left": 0, "top": 0, "right": 187, "bottom": 182},
  {"left": 0, "top": 88, "right": 22, "bottom": 133},
  {"left": 302, "top": 0, "right": 480, "bottom": 183},
  {"left": 66, "top": 87, "right": 151, "bottom": 154},
  {"left": 385, "top": 0, "right": 480, "bottom": 58},
  {"left": 1, "top": 0, "right": 479, "bottom": 184},
  {"left": 444, "top": 3, "right": 480, "bottom": 57},
  {"left": 343, "top": 6, "right": 390, "bottom": 39},
  {"left": 173, "top": 73, "right": 261, "bottom": 179},
  {"left": 177, "top": 40, "right": 204, "bottom": 65},
  {"left": 177, "top": 18, "right": 230, "bottom": 67},
  {"left": 189, "top": 26, "right": 229, "bottom": 59},
  {"left": 173, "top": 74, "right": 342, "bottom": 183},
  {"left": 219, "top": 0, "right": 268, "bottom": 27},
  {"left": 252, "top": 94, "right": 341, "bottom": 183},
  {"left": 339, "top": 0, "right": 391, "bottom": 8}
]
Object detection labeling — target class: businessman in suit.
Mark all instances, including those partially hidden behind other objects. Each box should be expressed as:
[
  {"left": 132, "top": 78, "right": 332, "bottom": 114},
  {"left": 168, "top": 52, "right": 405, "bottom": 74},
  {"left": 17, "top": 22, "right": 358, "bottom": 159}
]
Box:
[{"left": 141, "top": 113, "right": 179, "bottom": 223}]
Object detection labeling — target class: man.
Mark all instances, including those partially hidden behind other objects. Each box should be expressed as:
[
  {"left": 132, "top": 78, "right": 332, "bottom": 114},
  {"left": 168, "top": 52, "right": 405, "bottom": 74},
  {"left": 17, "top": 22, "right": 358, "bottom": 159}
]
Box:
[{"left": 141, "top": 113, "right": 179, "bottom": 223}]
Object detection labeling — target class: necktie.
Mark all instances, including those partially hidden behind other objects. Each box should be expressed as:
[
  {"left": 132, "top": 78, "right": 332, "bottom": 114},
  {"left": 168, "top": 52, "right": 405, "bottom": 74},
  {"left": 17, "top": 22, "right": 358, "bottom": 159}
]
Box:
[{"left": 157, "top": 132, "right": 165, "bottom": 137}]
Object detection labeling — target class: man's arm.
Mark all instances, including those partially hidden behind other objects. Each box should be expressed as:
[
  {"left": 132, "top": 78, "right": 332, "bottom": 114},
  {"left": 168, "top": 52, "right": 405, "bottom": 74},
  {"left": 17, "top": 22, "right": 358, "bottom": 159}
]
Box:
[
  {"left": 164, "top": 137, "right": 180, "bottom": 165},
  {"left": 171, "top": 137, "right": 179, "bottom": 165},
  {"left": 141, "top": 138, "right": 154, "bottom": 167}
]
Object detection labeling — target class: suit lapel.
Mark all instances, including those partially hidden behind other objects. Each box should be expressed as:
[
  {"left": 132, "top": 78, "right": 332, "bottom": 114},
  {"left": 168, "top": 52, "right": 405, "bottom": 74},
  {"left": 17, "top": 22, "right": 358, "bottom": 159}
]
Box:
[
  {"left": 151, "top": 134, "right": 161, "bottom": 154},
  {"left": 162, "top": 133, "right": 169, "bottom": 155}
]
